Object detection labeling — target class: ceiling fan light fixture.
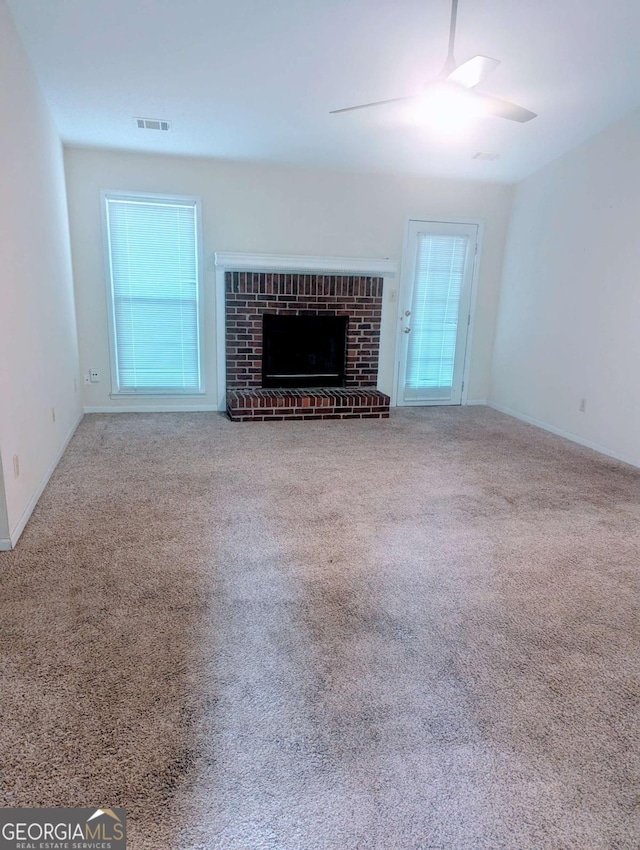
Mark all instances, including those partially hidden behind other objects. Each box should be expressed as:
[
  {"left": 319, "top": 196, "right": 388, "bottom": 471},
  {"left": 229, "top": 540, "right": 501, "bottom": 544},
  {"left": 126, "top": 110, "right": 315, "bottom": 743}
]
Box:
[{"left": 411, "top": 81, "right": 485, "bottom": 133}]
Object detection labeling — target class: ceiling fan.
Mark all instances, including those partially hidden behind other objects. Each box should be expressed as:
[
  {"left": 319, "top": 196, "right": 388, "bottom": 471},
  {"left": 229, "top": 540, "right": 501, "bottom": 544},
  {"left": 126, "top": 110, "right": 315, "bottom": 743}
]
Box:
[{"left": 330, "top": 0, "right": 536, "bottom": 123}]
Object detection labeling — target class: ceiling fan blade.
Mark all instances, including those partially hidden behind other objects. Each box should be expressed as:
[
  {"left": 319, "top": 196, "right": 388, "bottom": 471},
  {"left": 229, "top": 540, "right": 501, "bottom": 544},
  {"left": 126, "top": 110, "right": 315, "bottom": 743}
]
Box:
[
  {"left": 447, "top": 55, "right": 500, "bottom": 88},
  {"left": 476, "top": 93, "right": 537, "bottom": 122},
  {"left": 330, "top": 96, "right": 417, "bottom": 114}
]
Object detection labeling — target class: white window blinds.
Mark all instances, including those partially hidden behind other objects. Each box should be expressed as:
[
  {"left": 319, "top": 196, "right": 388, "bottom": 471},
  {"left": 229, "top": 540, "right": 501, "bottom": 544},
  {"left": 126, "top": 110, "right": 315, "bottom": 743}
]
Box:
[
  {"left": 104, "top": 194, "right": 202, "bottom": 394},
  {"left": 405, "top": 233, "right": 468, "bottom": 392}
]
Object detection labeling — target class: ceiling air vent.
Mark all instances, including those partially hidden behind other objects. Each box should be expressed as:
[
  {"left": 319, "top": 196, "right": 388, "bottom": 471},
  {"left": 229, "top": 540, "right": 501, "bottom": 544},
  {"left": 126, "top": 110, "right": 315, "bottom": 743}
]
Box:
[
  {"left": 472, "top": 152, "right": 500, "bottom": 161},
  {"left": 136, "top": 117, "right": 171, "bottom": 131}
]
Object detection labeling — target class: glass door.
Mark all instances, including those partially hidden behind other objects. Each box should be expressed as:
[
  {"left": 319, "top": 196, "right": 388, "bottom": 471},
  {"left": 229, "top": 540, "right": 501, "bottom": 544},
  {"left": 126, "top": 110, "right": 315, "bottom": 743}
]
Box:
[{"left": 398, "top": 221, "right": 477, "bottom": 405}]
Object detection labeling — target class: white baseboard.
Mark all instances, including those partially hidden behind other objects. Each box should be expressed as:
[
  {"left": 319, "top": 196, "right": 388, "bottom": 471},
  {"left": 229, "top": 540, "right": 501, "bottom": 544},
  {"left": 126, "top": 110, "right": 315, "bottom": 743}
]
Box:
[
  {"left": 488, "top": 401, "right": 640, "bottom": 470},
  {"left": 84, "top": 404, "right": 222, "bottom": 413},
  {"left": 0, "top": 538, "right": 11, "bottom": 551},
  {"left": 7, "top": 411, "right": 84, "bottom": 549},
  {"left": 465, "top": 398, "right": 487, "bottom": 406}
]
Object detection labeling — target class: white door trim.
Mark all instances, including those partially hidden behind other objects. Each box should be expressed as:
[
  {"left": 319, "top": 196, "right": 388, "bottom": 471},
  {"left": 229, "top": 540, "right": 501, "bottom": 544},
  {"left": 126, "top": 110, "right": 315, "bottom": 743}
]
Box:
[{"left": 392, "top": 217, "right": 483, "bottom": 407}]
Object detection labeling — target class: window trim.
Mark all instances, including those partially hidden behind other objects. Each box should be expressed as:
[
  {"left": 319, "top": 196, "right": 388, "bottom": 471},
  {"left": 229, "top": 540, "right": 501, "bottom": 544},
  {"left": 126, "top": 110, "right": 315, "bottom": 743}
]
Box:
[{"left": 101, "top": 190, "right": 205, "bottom": 396}]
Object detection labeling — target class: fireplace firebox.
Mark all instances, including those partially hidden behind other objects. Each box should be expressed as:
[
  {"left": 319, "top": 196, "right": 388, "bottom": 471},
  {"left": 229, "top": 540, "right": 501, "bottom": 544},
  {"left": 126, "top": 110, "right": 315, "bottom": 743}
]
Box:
[{"left": 262, "top": 314, "right": 348, "bottom": 389}]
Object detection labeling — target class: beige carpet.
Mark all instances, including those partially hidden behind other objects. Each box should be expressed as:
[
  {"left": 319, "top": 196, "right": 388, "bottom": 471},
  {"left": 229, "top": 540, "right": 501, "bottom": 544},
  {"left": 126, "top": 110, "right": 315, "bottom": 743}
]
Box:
[{"left": 0, "top": 407, "right": 638, "bottom": 849}]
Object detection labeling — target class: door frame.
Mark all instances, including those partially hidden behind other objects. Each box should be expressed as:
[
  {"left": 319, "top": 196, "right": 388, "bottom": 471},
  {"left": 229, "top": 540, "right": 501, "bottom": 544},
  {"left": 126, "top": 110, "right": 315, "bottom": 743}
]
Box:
[{"left": 391, "top": 216, "right": 484, "bottom": 407}]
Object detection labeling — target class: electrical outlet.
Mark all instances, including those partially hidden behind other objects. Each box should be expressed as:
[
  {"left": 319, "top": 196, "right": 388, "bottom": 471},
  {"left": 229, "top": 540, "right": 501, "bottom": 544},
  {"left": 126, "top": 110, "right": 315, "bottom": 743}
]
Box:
[
  {"left": 579, "top": 398, "right": 587, "bottom": 413},
  {"left": 90, "top": 369, "right": 100, "bottom": 383},
  {"left": 12, "top": 454, "right": 20, "bottom": 478},
  {"left": 51, "top": 407, "right": 56, "bottom": 423},
  {"left": 389, "top": 289, "right": 397, "bottom": 303}
]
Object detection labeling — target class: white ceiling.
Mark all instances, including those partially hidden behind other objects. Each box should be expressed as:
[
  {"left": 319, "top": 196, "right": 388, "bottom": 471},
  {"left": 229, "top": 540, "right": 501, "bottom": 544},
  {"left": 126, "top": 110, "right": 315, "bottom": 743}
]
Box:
[{"left": 7, "top": 0, "right": 640, "bottom": 182}]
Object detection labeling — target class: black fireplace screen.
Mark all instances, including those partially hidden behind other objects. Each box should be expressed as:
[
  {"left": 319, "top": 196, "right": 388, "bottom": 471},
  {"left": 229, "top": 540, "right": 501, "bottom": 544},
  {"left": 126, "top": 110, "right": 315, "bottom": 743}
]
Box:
[{"left": 262, "top": 314, "right": 348, "bottom": 389}]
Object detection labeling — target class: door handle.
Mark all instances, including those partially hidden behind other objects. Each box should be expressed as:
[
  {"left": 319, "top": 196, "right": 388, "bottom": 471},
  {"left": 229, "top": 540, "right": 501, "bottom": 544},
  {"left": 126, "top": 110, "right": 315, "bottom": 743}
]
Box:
[{"left": 404, "top": 327, "right": 411, "bottom": 333}]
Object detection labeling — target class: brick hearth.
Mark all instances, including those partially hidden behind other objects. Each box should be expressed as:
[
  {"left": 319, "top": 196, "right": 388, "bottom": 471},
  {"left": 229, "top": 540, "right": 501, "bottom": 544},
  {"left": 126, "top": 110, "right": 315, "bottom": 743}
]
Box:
[
  {"left": 225, "top": 271, "right": 390, "bottom": 421},
  {"left": 227, "top": 388, "right": 390, "bottom": 422}
]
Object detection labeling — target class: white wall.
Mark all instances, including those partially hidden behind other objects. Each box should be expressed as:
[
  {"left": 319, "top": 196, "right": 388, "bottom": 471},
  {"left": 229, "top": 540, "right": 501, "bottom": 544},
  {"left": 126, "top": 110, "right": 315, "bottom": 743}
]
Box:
[
  {"left": 0, "top": 0, "right": 82, "bottom": 547},
  {"left": 491, "top": 107, "right": 640, "bottom": 467},
  {"left": 64, "top": 147, "right": 513, "bottom": 410},
  {"left": 0, "top": 464, "right": 9, "bottom": 542}
]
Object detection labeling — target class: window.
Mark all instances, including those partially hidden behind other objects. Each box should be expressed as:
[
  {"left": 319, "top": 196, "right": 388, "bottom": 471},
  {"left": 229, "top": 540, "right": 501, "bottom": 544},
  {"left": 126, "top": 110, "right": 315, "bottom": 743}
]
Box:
[
  {"left": 405, "top": 232, "right": 468, "bottom": 392},
  {"left": 103, "top": 192, "right": 203, "bottom": 394}
]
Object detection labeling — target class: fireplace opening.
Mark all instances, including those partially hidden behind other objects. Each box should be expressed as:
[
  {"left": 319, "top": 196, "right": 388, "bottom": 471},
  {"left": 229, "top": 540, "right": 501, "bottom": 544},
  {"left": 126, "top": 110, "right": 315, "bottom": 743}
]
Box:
[{"left": 262, "top": 314, "right": 348, "bottom": 389}]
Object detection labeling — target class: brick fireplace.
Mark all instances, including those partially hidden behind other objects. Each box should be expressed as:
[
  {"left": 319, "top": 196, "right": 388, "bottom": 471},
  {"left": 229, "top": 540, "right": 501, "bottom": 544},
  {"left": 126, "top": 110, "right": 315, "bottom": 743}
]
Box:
[{"left": 214, "top": 254, "right": 395, "bottom": 422}]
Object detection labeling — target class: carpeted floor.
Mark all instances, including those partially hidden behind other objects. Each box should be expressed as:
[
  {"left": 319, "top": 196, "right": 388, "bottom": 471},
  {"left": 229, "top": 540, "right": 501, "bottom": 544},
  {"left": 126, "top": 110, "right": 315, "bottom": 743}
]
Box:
[{"left": 0, "top": 407, "right": 638, "bottom": 849}]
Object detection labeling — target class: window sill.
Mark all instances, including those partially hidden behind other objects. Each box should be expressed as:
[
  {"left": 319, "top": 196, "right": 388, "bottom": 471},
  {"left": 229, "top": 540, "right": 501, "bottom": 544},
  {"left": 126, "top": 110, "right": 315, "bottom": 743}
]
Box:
[{"left": 110, "top": 391, "right": 206, "bottom": 398}]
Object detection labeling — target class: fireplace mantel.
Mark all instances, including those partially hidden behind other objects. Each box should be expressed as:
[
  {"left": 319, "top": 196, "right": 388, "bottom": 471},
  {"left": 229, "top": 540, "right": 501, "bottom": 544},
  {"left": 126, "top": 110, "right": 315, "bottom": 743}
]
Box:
[
  {"left": 214, "top": 251, "right": 397, "bottom": 277},
  {"left": 213, "top": 253, "right": 397, "bottom": 409}
]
